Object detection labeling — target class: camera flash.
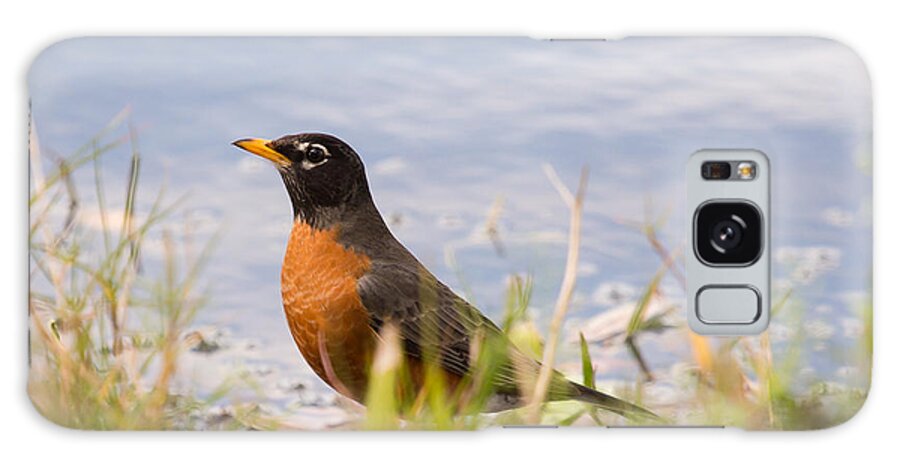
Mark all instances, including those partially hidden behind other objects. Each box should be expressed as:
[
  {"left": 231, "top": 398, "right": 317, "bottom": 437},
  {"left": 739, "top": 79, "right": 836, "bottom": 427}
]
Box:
[{"left": 737, "top": 162, "right": 757, "bottom": 180}]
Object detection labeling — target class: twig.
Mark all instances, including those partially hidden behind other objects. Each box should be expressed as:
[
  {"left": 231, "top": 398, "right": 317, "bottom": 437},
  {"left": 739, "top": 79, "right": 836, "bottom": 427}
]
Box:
[
  {"left": 485, "top": 196, "right": 506, "bottom": 257},
  {"left": 318, "top": 328, "right": 356, "bottom": 400},
  {"left": 52, "top": 157, "right": 79, "bottom": 248},
  {"left": 614, "top": 199, "right": 686, "bottom": 289},
  {"left": 644, "top": 227, "right": 686, "bottom": 289},
  {"left": 625, "top": 336, "right": 654, "bottom": 382},
  {"left": 527, "top": 165, "right": 589, "bottom": 423},
  {"left": 624, "top": 247, "right": 682, "bottom": 382}
]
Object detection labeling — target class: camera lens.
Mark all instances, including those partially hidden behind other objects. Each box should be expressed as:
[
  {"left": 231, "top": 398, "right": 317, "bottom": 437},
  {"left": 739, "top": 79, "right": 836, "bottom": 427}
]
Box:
[
  {"left": 710, "top": 218, "right": 743, "bottom": 251},
  {"left": 694, "top": 202, "right": 762, "bottom": 266}
]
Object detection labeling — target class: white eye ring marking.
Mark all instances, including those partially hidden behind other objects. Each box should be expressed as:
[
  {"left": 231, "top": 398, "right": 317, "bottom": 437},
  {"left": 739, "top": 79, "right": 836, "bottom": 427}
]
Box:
[{"left": 300, "top": 143, "right": 331, "bottom": 170}]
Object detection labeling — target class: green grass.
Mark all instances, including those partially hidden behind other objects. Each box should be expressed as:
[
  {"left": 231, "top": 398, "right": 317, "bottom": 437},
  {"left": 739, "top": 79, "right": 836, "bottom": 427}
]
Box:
[{"left": 27, "top": 114, "right": 278, "bottom": 430}]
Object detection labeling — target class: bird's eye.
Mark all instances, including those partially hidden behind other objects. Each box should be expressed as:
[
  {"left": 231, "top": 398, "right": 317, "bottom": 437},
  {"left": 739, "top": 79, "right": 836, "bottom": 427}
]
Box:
[{"left": 306, "top": 146, "right": 326, "bottom": 164}]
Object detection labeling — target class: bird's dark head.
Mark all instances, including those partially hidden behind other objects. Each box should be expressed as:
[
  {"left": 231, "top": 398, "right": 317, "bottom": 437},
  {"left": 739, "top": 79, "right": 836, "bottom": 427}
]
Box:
[{"left": 233, "top": 133, "right": 372, "bottom": 225}]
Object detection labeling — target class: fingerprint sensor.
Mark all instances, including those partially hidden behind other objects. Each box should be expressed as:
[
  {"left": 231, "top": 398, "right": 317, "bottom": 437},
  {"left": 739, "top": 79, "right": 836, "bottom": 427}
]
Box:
[{"left": 696, "top": 286, "right": 761, "bottom": 324}]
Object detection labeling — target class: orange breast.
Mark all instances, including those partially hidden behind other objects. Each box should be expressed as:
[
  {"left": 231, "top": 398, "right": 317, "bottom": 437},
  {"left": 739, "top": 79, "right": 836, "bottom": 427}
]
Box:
[{"left": 281, "top": 221, "right": 374, "bottom": 402}]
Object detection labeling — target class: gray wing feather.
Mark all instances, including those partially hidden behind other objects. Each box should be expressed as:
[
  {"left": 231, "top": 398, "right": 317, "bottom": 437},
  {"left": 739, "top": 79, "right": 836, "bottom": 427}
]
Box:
[{"left": 357, "top": 261, "right": 529, "bottom": 392}]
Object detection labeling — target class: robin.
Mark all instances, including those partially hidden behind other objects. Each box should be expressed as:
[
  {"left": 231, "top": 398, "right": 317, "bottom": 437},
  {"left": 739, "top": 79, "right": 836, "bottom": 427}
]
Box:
[{"left": 233, "top": 133, "right": 656, "bottom": 419}]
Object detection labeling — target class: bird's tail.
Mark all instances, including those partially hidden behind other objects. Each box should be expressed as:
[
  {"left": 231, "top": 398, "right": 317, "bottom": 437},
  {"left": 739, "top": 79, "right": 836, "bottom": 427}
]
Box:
[{"left": 569, "top": 382, "right": 663, "bottom": 423}]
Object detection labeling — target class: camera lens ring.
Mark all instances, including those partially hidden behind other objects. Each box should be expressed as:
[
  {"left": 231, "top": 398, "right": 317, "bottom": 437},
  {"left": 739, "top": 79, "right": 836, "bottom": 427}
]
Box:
[{"left": 693, "top": 201, "right": 763, "bottom": 267}]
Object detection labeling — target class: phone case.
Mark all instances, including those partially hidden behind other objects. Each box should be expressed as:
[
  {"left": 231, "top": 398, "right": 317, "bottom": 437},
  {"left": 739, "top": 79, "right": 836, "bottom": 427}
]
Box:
[{"left": 27, "top": 37, "right": 872, "bottom": 431}]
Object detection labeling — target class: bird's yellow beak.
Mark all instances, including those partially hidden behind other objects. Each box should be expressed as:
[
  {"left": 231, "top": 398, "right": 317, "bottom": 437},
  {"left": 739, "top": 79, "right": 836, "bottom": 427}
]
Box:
[{"left": 232, "top": 138, "right": 291, "bottom": 166}]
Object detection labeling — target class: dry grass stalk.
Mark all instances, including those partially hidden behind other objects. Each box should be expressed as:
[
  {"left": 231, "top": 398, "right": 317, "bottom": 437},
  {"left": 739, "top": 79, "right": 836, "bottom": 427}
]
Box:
[
  {"left": 28, "top": 114, "right": 217, "bottom": 429},
  {"left": 485, "top": 195, "right": 506, "bottom": 257},
  {"left": 111, "top": 123, "right": 142, "bottom": 355},
  {"left": 526, "top": 164, "right": 589, "bottom": 423},
  {"left": 365, "top": 324, "right": 404, "bottom": 429}
]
